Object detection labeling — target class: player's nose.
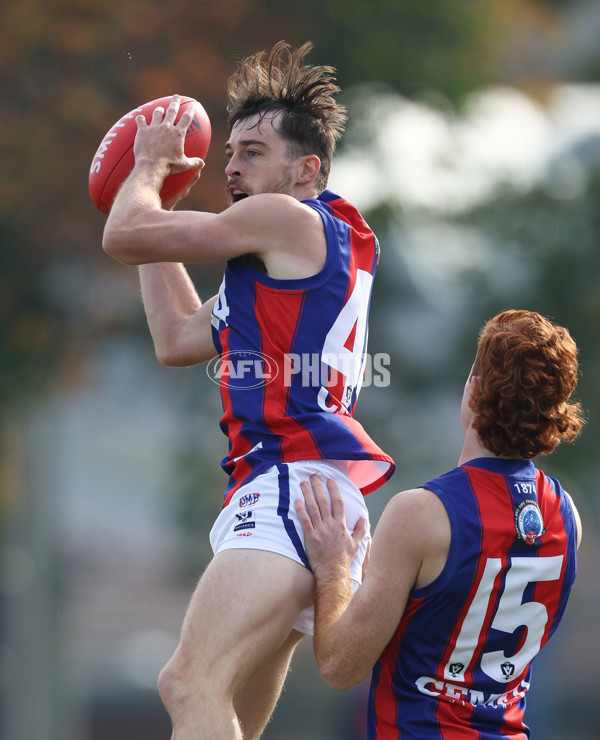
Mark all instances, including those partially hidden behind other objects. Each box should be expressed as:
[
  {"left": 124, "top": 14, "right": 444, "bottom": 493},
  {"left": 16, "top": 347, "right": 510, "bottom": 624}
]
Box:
[{"left": 225, "top": 153, "right": 242, "bottom": 177}]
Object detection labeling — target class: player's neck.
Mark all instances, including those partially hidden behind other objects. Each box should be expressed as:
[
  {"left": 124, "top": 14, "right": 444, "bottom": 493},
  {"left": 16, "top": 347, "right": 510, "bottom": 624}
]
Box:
[
  {"left": 293, "top": 183, "right": 320, "bottom": 202},
  {"left": 457, "top": 428, "right": 497, "bottom": 466}
]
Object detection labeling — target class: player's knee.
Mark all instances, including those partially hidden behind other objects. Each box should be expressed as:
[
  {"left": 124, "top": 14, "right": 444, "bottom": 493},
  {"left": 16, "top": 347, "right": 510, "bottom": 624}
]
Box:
[
  {"left": 157, "top": 661, "right": 177, "bottom": 713},
  {"left": 158, "top": 653, "right": 224, "bottom": 716},
  {"left": 158, "top": 657, "right": 194, "bottom": 715}
]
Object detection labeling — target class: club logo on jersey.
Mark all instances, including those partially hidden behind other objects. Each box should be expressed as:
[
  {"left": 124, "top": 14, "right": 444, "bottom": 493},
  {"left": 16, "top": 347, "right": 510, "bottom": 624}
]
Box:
[
  {"left": 449, "top": 662, "right": 465, "bottom": 678},
  {"left": 206, "top": 351, "right": 279, "bottom": 389},
  {"left": 234, "top": 510, "right": 255, "bottom": 532},
  {"left": 500, "top": 661, "right": 516, "bottom": 681},
  {"left": 514, "top": 499, "right": 545, "bottom": 545},
  {"left": 239, "top": 493, "right": 261, "bottom": 508}
]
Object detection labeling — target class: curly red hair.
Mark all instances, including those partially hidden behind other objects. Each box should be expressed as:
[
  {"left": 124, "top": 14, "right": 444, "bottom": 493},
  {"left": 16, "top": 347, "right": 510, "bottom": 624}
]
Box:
[{"left": 469, "top": 310, "right": 584, "bottom": 458}]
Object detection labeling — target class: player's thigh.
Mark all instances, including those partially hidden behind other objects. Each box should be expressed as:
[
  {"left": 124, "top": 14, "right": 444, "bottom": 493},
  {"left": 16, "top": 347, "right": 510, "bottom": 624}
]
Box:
[{"left": 173, "top": 548, "right": 313, "bottom": 693}]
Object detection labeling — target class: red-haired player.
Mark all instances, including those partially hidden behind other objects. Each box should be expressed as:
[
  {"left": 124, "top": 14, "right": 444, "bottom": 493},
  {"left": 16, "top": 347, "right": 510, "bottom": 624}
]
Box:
[{"left": 297, "top": 309, "right": 584, "bottom": 739}]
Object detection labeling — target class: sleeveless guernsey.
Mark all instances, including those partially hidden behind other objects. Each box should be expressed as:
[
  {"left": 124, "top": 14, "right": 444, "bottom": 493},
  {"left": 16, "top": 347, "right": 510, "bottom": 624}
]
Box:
[
  {"left": 368, "top": 457, "right": 578, "bottom": 739},
  {"left": 210, "top": 189, "right": 395, "bottom": 506}
]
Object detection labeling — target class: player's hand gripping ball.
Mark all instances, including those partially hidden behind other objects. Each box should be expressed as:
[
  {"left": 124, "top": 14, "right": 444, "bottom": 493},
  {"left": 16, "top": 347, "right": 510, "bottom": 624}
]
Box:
[{"left": 89, "top": 95, "right": 211, "bottom": 214}]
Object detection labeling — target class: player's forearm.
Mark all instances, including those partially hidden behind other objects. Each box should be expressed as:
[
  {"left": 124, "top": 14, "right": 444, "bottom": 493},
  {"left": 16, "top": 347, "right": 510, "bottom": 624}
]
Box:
[
  {"left": 102, "top": 160, "right": 169, "bottom": 263},
  {"left": 139, "top": 263, "right": 203, "bottom": 365},
  {"left": 313, "top": 569, "right": 368, "bottom": 690}
]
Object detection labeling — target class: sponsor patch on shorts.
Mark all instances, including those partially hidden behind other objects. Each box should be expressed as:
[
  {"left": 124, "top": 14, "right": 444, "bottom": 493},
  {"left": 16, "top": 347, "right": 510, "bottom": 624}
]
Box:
[{"left": 234, "top": 510, "right": 256, "bottom": 532}]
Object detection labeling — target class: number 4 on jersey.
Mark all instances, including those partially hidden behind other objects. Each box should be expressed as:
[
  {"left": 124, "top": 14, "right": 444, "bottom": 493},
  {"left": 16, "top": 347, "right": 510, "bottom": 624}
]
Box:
[
  {"left": 211, "top": 279, "right": 230, "bottom": 329},
  {"left": 318, "top": 269, "right": 373, "bottom": 413}
]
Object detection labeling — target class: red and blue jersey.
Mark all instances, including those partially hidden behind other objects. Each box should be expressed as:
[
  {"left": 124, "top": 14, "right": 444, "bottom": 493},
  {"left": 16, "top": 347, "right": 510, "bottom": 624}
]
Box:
[
  {"left": 210, "top": 190, "right": 395, "bottom": 506},
  {"left": 368, "top": 457, "right": 578, "bottom": 739}
]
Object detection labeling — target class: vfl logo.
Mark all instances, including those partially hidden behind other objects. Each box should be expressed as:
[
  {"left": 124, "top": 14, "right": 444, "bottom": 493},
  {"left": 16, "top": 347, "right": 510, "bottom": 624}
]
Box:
[
  {"left": 234, "top": 510, "right": 255, "bottom": 532},
  {"left": 206, "top": 351, "right": 279, "bottom": 390},
  {"left": 239, "top": 493, "right": 261, "bottom": 508},
  {"left": 514, "top": 499, "right": 545, "bottom": 545},
  {"left": 500, "top": 661, "right": 516, "bottom": 681},
  {"left": 449, "top": 662, "right": 465, "bottom": 678}
]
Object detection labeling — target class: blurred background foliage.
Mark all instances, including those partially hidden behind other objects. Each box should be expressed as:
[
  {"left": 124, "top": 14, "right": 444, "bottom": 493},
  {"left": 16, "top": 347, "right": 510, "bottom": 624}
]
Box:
[
  {"left": 0, "top": 0, "right": 595, "bottom": 409},
  {"left": 1, "top": 0, "right": 599, "bottom": 738}
]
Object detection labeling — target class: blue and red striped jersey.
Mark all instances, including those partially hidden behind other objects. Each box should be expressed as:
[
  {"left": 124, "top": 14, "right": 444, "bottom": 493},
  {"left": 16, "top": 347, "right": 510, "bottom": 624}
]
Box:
[
  {"left": 368, "top": 457, "right": 578, "bottom": 739},
  {"left": 210, "top": 190, "right": 395, "bottom": 505}
]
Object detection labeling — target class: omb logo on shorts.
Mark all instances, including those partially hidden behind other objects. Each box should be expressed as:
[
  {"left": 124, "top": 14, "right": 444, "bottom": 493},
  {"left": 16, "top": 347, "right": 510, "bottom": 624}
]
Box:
[{"left": 206, "top": 351, "right": 279, "bottom": 389}]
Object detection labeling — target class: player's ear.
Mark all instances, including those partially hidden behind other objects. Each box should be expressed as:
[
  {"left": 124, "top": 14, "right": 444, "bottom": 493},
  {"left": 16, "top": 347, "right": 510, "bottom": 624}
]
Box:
[
  {"left": 466, "top": 364, "right": 481, "bottom": 389},
  {"left": 470, "top": 374, "right": 482, "bottom": 391},
  {"left": 297, "top": 154, "right": 321, "bottom": 185}
]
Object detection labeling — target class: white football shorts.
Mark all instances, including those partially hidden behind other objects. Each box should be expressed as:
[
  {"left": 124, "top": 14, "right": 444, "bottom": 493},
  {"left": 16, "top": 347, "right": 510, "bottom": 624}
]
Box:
[{"left": 209, "top": 459, "right": 370, "bottom": 635}]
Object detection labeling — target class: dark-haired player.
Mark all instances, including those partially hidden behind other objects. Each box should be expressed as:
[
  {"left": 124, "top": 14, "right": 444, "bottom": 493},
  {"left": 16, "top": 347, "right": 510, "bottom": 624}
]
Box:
[
  {"left": 297, "top": 309, "right": 584, "bottom": 739},
  {"left": 102, "top": 41, "right": 394, "bottom": 739}
]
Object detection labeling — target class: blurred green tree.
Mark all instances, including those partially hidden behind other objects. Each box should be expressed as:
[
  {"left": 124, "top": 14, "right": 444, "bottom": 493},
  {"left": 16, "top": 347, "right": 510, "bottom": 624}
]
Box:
[{"left": 1, "top": 0, "right": 582, "bottom": 408}]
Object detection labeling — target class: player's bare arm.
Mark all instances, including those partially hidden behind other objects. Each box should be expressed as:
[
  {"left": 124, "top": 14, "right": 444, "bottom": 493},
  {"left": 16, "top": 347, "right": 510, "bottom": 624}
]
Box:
[
  {"left": 139, "top": 262, "right": 218, "bottom": 366},
  {"left": 297, "top": 479, "right": 451, "bottom": 690},
  {"left": 105, "top": 192, "right": 326, "bottom": 273}
]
